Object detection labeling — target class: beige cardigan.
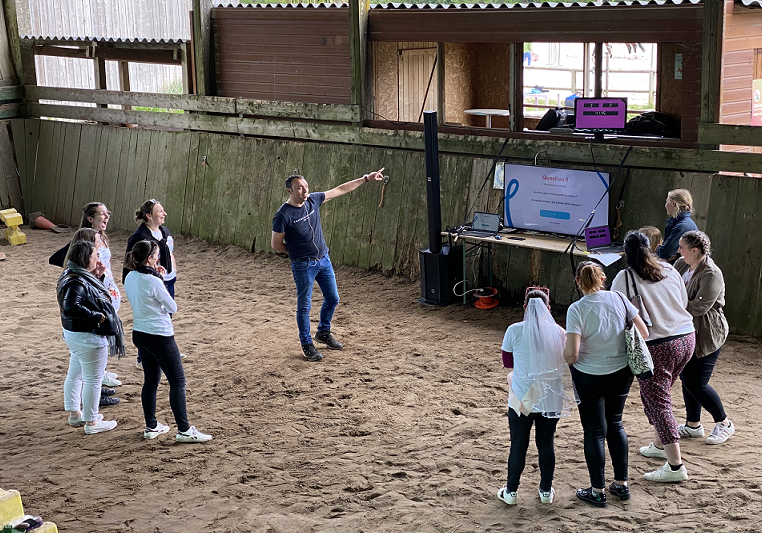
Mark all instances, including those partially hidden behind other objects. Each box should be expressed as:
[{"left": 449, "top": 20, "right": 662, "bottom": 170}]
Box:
[{"left": 674, "top": 256, "right": 729, "bottom": 358}]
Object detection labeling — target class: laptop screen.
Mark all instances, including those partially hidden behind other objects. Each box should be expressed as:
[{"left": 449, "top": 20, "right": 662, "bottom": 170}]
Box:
[
  {"left": 584, "top": 226, "right": 612, "bottom": 248},
  {"left": 472, "top": 212, "right": 501, "bottom": 232}
]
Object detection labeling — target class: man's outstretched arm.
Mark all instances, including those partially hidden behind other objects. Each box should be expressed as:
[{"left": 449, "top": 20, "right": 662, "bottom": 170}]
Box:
[{"left": 324, "top": 168, "right": 385, "bottom": 202}]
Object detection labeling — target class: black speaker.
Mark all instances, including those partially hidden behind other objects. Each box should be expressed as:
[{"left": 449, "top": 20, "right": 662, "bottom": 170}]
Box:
[{"left": 419, "top": 245, "right": 462, "bottom": 306}]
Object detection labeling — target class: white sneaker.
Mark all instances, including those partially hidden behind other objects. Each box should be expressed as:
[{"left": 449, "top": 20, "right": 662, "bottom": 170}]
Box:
[
  {"left": 144, "top": 422, "right": 171, "bottom": 440},
  {"left": 175, "top": 426, "right": 212, "bottom": 443},
  {"left": 68, "top": 413, "right": 103, "bottom": 427},
  {"left": 644, "top": 461, "right": 688, "bottom": 482},
  {"left": 706, "top": 420, "right": 735, "bottom": 445},
  {"left": 639, "top": 442, "right": 668, "bottom": 459},
  {"left": 678, "top": 423, "right": 705, "bottom": 438},
  {"left": 497, "top": 486, "right": 517, "bottom": 505},
  {"left": 180, "top": 353, "right": 187, "bottom": 360},
  {"left": 84, "top": 419, "right": 117, "bottom": 434},
  {"left": 136, "top": 360, "right": 143, "bottom": 370},
  {"left": 102, "top": 372, "right": 122, "bottom": 387},
  {"left": 539, "top": 487, "right": 555, "bottom": 504}
]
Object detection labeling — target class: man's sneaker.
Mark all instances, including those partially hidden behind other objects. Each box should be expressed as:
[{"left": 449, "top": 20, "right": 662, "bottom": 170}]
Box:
[
  {"left": 102, "top": 372, "right": 122, "bottom": 387},
  {"left": 639, "top": 442, "right": 667, "bottom": 459},
  {"left": 608, "top": 482, "right": 631, "bottom": 501},
  {"left": 644, "top": 461, "right": 688, "bottom": 482},
  {"left": 539, "top": 487, "right": 555, "bottom": 504},
  {"left": 576, "top": 487, "right": 607, "bottom": 508},
  {"left": 144, "top": 422, "right": 171, "bottom": 440},
  {"left": 678, "top": 423, "right": 705, "bottom": 438},
  {"left": 84, "top": 419, "right": 117, "bottom": 434},
  {"left": 314, "top": 330, "right": 344, "bottom": 350},
  {"left": 706, "top": 420, "right": 735, "bottom": 445},
  {"left": 301, "top": 343, "right": 324, "bottom": 362},
  {"left": 99, "top": 396, "right": 119, "bottom": 407},
  {"left": 496, "top": 486, "right": 517, "bottom": 505},
  {"left": 176, "top": 426, "right": 212, "bottom": 443},
  {"left": 136, "top": 359, "right": 143, "bottom": 370},
  {"left": 180, "top": 353, "right": 187, "bottom": 360}
]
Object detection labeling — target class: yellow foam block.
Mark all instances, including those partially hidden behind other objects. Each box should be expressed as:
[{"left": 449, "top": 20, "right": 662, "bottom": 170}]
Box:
[
  {"left": 37, "top": 521, "right": 59, "bottom": 532},
  {"left": 0, "top": 208, "right": 18, "bottom": 222},
  {"left": 2, "top": 213, "right": 22, "bottom": 227},
  {"left": 5, "top": 226, "right": 26, "bottom": 245},
  {"left": 0, "top": 488, "right": 24, "bottom": 525}
]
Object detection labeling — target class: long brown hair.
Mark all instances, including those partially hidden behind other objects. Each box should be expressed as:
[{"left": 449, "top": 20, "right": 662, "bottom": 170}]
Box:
[
  {"left": 80, "top": 202, "right": 110, "bottom": 248},
  {"left": 624, "top": 231, "right": 665, "bottom": 282}
]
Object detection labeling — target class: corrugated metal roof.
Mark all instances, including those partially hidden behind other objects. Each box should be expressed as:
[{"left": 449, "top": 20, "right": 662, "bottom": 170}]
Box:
[
  {"left": 215, "top": 0, "right": 701, "bottom": 7},
  {"left": 21, "top": 36, "right": 189, "bottom": 44}
]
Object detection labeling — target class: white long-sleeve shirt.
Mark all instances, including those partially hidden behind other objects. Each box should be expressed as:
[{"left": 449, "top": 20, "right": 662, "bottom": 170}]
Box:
[{"left": 124, "top": 271, "right": 177, "bottom": 336}]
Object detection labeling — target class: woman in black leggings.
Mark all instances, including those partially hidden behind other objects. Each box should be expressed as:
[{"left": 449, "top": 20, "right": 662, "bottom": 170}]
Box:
[{"left": 564, "top": 262, "right": 649, "bottom": 507}]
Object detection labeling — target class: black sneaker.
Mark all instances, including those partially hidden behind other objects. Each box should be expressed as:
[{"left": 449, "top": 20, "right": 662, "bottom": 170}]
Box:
[
  {"left": 301, "top": 343, "right": 324, "bottom": 362},
  {"left": 99, "top": 396, "right": 120, "bottom": 407},
  {"left": 314, "top": 330, "right": 344, "bottom": 350},
  {"left": 576, "top": 487, "right": 607, "bottom": 508},
  {"left": 608, "top": 482, "right": 631, "bottom": 501},
  {"left": 101, "top": 387, "right": 117, "bottom": 397}
]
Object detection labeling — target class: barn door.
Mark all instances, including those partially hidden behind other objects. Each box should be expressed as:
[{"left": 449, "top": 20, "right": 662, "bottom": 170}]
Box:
[{"left": 398, "top": 47, "right": 438, "bottom": 123}]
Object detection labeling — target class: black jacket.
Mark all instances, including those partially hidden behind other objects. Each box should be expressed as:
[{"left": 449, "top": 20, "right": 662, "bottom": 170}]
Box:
[
  {"left": 57, "top": 270, "right": 117, "bottom": 336},
  {"left": 122, "top": 223, "right": 174, "bottom": 283}
]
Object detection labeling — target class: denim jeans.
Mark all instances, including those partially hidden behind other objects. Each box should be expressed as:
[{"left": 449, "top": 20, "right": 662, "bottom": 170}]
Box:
[
  {"left": 63, "top": 333, "right": 108, "bottom": 422},
  {"left": 133, "top": 330, "right": 189, "bottom": 433},
  {"left": 680, "top": 348, "right": 726, "bottom": 423},
  {"left": 571, "top": 365, "right": 633, "bottom": 489},
  {"left": 291, "top": 255, "right": 340, "bottom": 345}
]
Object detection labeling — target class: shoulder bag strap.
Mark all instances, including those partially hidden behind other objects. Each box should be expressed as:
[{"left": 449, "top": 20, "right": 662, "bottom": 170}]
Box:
[{"left": 614, "top": 290, "right": 633, "bottom": 327}]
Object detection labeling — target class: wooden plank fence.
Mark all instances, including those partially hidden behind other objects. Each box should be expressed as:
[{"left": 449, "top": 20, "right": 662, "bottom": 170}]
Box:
[{"left": 7, "top": 116, "right": 762, "bottom": 336}]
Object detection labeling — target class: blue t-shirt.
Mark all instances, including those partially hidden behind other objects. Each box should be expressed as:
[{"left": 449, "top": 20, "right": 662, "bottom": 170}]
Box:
[{"left": 272, "top": 192, "right": 329, "bottom": 260}]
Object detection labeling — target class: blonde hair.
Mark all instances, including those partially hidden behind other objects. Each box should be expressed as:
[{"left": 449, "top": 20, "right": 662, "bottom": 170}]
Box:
[
  {"left": 668, "top": 189, "right": 693, "bottom": 214},
  {"left": 638, "top": 226, "right": 663, "bottom": 254},
  {"left": 575, "top": 261, "right": 606, "bottom": 293}
]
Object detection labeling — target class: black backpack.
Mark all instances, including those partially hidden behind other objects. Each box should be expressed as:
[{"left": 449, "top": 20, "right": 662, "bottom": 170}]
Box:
[
  {"left": 534, "top": 108, "right": 568, "bottom": 131},
  {"left": 624, "top": 112, "right": 681, "bottom": 138}
]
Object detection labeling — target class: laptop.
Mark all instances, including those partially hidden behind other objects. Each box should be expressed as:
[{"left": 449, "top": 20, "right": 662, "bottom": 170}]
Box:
[
  {"left": 462, "top": 212, "right": 501, "bottom": 238},
  {"left": 584, "top": 226, "right": 623, "bottom": 254}
]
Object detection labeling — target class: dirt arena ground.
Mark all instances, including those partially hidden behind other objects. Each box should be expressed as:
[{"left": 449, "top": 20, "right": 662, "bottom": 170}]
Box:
[{"left": 1, "top": 229, "right": 761, "bottom": 533}]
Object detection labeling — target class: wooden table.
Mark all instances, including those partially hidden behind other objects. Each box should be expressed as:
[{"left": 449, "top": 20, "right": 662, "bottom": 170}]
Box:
[{"left": 464, "top": 108, "right": 510, "bottom": 128}]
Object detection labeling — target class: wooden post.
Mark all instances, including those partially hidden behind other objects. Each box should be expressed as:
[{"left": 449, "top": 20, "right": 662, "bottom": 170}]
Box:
[
  {"left": 436, "top": 42, "right": 445, "bottom": 126},
  {"left": 3, "top": 0, "right": 31, "bottom": 86},
  {"left": 118, "top": 60, "right": 131, "bottom": 110},
  {"left": 509, "top": 43, "right": 524, "bottom": 132},
  {"left": 700, "top": 0, "right": 723, "bottom": 147},
  {"left": 180, "top": 42, "right": 191, "bottom": 95},
  {"left": 0, "top": 5, "right": 18, "bottom": 84},
  {"left": 93, "top": 44, "right": 107, "bottom": 109},
  {"left": 594, "top": 43, "right": 603, "bottom": 98},
  {"left": 349, "top": 0, "right": 370, "bottom": 122},
  {"left": 192, "top": 0, "right": 214, "bottom": 96}
]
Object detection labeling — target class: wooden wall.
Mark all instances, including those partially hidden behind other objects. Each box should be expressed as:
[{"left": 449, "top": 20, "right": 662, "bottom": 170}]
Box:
[
  {"left": 212, "top": 7, "right": 351, "bottom": 104},
  {"left": 9, "top": 118, "right": 762, "bottom": 336},
  {"left": 0, "top": 123, "right": 22, "bottom": 212},
  {"left": 719, "top": 0, "right": 762, "bottom": 153}
]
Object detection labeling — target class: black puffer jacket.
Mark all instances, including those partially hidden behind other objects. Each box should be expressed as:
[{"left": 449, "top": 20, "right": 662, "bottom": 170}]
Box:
[{"left": 57, "top": 270, "right": 116, "bottom": 336}]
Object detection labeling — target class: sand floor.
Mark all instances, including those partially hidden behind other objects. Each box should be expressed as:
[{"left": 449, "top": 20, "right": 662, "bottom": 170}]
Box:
[{"left": 1, "top": 229, "right": 761, "bottom": 533}]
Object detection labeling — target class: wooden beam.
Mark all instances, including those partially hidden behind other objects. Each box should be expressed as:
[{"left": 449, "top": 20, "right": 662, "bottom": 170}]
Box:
[
  {"left": 509, "top": 43, "right": 523, "bottom": 132},
  {"left": 94, "top": 56, "right": 107, "bottom": 109},
  {"left": 24, "top": 102, "right": 762, "bottom": 174},
  {"left": 698, "top": 123, "right": 762, "bottom": 147},
  {"left": 2, "top": 0, "right": 22, "bottom": 85},
  {"left": 118, "top": 61, "right": 131, "bottom": 111},
  {"left": 349, "top": 0, "right": 370, "bottom": 120},
  {"left": 700, "top": 0, "right": 723, "bottom": 146},
  {"left": 594, "top": 43, "right": 603, "bottom": 98},
  {"left": 192, "top": 0, "right": 214, "bottom": 96},
  {"left": 32, "top": 44, "right": 181, "bottom": 64},
  {"left": 24, "top": 85, "right": 361, "bottom": 121}
]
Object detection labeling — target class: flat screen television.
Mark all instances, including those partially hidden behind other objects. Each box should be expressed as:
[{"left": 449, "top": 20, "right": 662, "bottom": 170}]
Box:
[
  {"left": 574, "top": 97, "right": 628, "bottom": 137},
  {"left": 501, "top": 163, "right": 609, "bottom": 236}
]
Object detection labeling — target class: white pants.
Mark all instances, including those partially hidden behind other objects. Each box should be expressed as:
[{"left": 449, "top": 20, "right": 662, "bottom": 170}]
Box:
[{"left": 63, "top": 335, "right": 108, "bottom": 422}]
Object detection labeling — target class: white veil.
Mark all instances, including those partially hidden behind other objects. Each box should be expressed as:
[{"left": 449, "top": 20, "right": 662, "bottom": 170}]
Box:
[{"left": 515, "top": 298, "right": 579, "bottom": 418}]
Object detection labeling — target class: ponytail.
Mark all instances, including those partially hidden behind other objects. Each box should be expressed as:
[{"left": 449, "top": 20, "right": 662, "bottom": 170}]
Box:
[{"left": 575, "top": 261, "right": 606, "bottom": 293}]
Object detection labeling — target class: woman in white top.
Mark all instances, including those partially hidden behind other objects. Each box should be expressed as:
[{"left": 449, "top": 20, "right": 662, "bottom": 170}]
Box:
[
  {"left": 564, "top": 262, "right": 649, "bottom": 508},
  {"left": 611, "top": 231, "right": 695, "bottom": 483},
  {"left": 496, "top": 288, "right": 577, "bottom": 507},
  {"left": 124, "top": 240, "right": 211, "bottom": 443}
]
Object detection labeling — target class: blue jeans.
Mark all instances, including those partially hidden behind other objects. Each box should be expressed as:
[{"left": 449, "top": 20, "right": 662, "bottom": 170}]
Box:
[
  {"left": 291, "top": 255, "right": 340, "bottom": 345},
  {"left": 133, "top": 330, "right": 189, "bottom": 433}
]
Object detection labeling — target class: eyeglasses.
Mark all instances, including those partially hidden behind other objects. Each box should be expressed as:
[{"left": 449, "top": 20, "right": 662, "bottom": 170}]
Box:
[
  {"left": 97, "top": 210, "right": 112, "bottom": 217},
  {"left": 525, "top": 286, "right": 550, "bottom": 298}
]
